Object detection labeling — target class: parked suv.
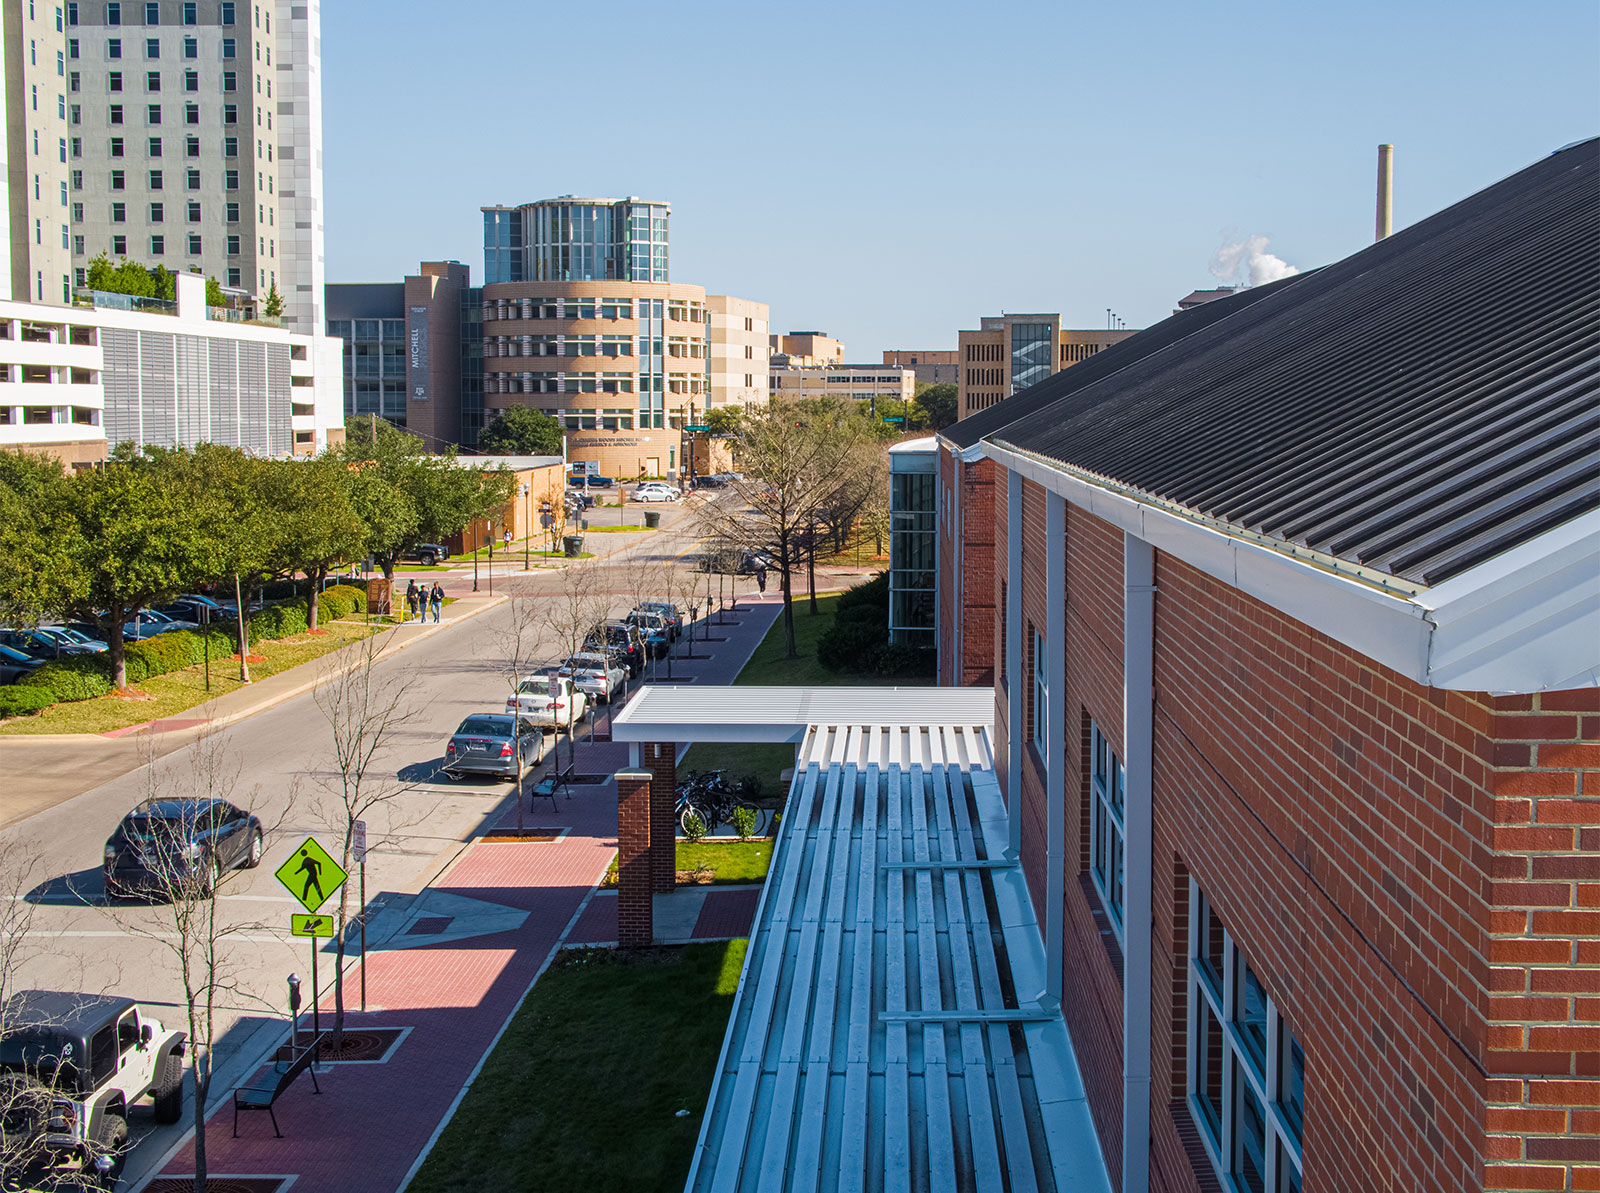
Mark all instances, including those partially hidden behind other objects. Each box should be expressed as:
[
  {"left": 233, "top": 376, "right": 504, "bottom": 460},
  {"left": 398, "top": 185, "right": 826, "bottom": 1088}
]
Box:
[
  {"left": 399, "top": 543, "right": 451, "bottom": 566},
  {"left": 583, "top": 621, "right": 644, "bottom": 678},
  {"left": 0, "top": 990, "right": 187, "bottom": 1187}
]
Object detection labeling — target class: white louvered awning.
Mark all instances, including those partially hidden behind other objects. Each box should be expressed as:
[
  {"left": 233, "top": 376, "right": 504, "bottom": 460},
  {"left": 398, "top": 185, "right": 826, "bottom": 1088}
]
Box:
[{"left": 685, "top": 718, "right": 1110, "bottom": 1192}]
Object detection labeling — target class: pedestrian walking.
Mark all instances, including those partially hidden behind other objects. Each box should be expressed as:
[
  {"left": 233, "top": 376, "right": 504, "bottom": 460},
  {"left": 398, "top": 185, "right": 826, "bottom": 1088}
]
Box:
[
  {"left": 755, "top": 565, "right": 768, "bottom": 594},
  {"left": 429, "top": 582, "right": 444, "bottom": 624},
  {"left": 405, "top": 580, "right": 418, "bottom": 621}
]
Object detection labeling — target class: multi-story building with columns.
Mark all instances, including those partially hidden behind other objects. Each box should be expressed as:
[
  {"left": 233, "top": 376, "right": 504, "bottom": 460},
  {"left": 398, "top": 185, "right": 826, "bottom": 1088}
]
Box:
[
  {"left": 958, "top": 313, "right": 1139, "bottom": 419},
  {"left": 478, "top": 195, "right": 766, "bottom": 477},
  {"left": 934, "top": 139, "right": 1598, "bottom": 1193}
]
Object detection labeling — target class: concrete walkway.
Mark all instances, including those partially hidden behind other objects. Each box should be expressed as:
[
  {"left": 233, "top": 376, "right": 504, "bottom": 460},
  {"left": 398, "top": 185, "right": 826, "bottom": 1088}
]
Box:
[{"left": 140, "top": 595, "right": 787, "bottom": 1193}]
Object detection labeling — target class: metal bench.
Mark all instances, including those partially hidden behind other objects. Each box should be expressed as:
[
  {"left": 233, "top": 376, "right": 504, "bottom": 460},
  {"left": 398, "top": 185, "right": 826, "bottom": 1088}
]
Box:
[
  {"left": 531, "top": 761, "right": 576, "bottom": 809},
  {"left": 233, "top": 1031, "right": 323, "bottom": 1138}
]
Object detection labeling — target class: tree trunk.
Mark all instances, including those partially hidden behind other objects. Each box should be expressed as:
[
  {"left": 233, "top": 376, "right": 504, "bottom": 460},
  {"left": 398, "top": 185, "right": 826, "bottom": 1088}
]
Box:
[
  {"left": 234, "top": 574, "right": 251, "bottom": 683},
  {"left": 307, "top": 565, "right": 327, "bottom": 630},
  {"left": 807, "top": 534, "right": 818, "bottom": 615},
  {"left": 780, "top": 553, "right": 796, "bottom": 659},
  {"left": 332, "top": 875, "right": 348, "bottom": 1051},
  {"left": 190, "top": 1040, "right": 210, "bottom": 1193},
  {"left": 107, "top": 614, "right": 128, "bottom": 691}
]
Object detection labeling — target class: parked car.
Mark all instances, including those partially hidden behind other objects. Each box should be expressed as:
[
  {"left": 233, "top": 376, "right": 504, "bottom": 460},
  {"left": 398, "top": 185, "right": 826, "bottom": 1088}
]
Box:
[
  {"left": 564, "top": 488, "right": 596, "bottom": 510},
  {"left": 584, "top": 621, "right": 645, "bottom": 678},
  {"left": 626, "top": 611, "right": 671, "bottom": 658},
  {"left": 103, "top": 798, "right": 264, "bottom": 901},
  {"left": 0, "top": 628, "right": 101, "bottom": 660},
  {"left": 629, "top": 482, "right": 680, "bottom": 503},
  {"left": 690, "top": 474, "right": 727, "bottom": 490},
  {"left": 399, "top": 543, "right": 451, "bottom": 566},
  {"left": 154, "top": 599, "right": 219, "bottom": 625},
  {"left": 559, "top": 652, "right": 626, "bottom": 705},
  {"left": 737, "top": 548, "right": 777, "bottom": 575},
  {"left": 35, "top": 625, "right": 110, "bottom": 652},
  {"left": 505, "top": 673, "right": 590, "bottom": 730},
  {"left": 568, "top": 472, "right": 614, "bottom": 489},
  {"left": 127, "top": 610, "right": 198, "bottom": 637},
  {"left": 443, "top": 713, "right": 549, "bottom": 780},
  {"left": 0, "top": 990, "right": 187, "bottom": 1186},
  {"left": 633, "top": 601, "right": 682, "bottom": 640},
  {"left": 0, "top": 642, "right": 43, "bottom": 684}
]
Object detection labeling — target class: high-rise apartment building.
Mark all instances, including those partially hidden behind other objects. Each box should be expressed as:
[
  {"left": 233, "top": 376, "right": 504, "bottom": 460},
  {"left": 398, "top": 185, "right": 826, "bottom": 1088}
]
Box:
[
  {"left": 61, "top": 0, "right": 317, "bottom": 316},
  {"left": 957, "top": 313, "right": 1138, "bottom": 418},
  {"left": 481, "top": 196, "right": 669, "bottom": 285},
  {"left": 3, "top": 0, "right": 74, "bottom": 304}
]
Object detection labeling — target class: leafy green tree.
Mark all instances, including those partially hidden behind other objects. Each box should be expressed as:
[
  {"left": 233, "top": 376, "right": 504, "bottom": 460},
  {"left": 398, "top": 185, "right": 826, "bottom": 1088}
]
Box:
[
  {"left": 263, "top": 282, "right": 284, "bottom": 318},
  {"left": 913, "top": 382, "right": 959, "bottom": 429},
  {"left": 84, "top": 252, "right": 118, "bottom": 292},
  {"left": 152, "top": 265, "right": 176, "bottom": 301},
  {"left": 702, "top": 406, "right": 746, "bottom": 438},
  {"left": 477, "top": 405, "right": 565, "bottom": 456},
  {"left": 273, "top": 454, "right": 366, "bottom": 629},
  {"left": 0, "top": 457, "right": 210, "bottom": 689},
  {"left": 205, "top": 276, "right": 226, "bottom": 307}
]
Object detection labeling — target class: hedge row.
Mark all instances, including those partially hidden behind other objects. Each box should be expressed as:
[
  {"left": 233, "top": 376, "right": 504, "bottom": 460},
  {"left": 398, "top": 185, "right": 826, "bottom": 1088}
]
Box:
[{"left": 0, "top": 584, "right": 368, "bottom": 718}]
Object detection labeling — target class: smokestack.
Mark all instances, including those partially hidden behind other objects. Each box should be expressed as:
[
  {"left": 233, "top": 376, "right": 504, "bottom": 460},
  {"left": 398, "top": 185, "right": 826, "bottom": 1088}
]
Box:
[{"left": 1376, "top": 144, "right": 1394, "bottom": 241}]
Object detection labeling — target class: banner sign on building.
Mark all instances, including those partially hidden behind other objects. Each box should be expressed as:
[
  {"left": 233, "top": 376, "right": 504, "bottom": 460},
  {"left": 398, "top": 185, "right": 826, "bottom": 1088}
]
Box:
[{"left": 408, "top": 306, "right": 430, "bottom": 401}]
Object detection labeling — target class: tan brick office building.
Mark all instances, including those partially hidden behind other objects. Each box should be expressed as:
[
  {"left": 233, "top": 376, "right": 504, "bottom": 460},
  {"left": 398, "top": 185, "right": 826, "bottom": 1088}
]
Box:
[{"left": 958, "top": 313, "right": 1138, "bottom": 419}]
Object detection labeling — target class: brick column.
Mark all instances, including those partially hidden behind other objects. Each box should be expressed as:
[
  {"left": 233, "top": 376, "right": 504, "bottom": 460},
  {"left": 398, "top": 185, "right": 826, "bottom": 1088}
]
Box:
[
  {"left": 645, "top": 742, "right": 678, "bottom": 893},
  {"left": 615, "top": 770, "right": 653, "bottom": 947}
]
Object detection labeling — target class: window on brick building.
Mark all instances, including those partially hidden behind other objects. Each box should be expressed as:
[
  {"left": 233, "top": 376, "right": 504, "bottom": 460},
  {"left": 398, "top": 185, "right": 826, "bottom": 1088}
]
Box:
[
  {"left": 1188, "top": 886, "right": 1305, "bottom": 1193},
  {"left": 1031, "top": 629, "right": 1047, "bottom": 757},
  {"left": 1090, "top": 722, "right": 1126, "bottom": 936}
]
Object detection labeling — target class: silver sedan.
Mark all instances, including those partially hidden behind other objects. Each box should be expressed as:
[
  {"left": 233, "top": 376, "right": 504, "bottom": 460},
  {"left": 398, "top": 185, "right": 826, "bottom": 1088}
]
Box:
[{"left": 442, "top": 713, "right": 550, "bottom": 781}]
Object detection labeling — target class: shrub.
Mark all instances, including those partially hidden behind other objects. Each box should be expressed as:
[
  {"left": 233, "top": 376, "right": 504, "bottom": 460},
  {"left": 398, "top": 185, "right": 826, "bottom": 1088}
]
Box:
[
  {"left": 817, "top": 612, "right": 888, "bottom": 674},
  {"left": 18, "top": 658, "right": 114, "bottom": 701},
  {"left": 316, "top": 590, "right": 351, "bottom": 624},
  {"left": 730, "top": 805, "right": 759, "bottom": 842},
  {"left": 327, "top": 583, "right": 367, "bottom": 613},
  {"left": 876, "top": 641, "right": 936, "bottom": 679},
  {"left": 733, "top": 772, "right": 763, "bottom": 801},
  {"left": 681, "top": 812, "right": 707, "bottom": 843},
  {"left": 0, "top": 686, "right": 55, "bottom": 718},
  {"left": 835, "top": 571, "right": 889, "bottom": 615}
]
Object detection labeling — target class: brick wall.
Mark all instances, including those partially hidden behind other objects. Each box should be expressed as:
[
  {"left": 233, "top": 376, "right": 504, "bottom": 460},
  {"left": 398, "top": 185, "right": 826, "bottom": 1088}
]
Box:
[
  {"left": 983, "top": 471, "right": 1598, "bottom": 1193},
  {"left": 616, "top": 769, "right": 653, "bottom": 947},
  {"left": 960, "top": 456, "right": 997, "bottom": 685},
  {"left": 1483, "top": 688, "right": 1599, "bottom": 1193},
  {"left": 644, "top": 742, "right": 678, "bottom": 894}
]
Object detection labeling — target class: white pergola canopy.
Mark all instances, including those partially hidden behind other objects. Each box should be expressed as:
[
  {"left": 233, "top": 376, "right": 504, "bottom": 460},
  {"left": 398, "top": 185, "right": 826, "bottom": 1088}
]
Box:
[{"left": 609, "top": 684, "right": 997, "bottom": 744}]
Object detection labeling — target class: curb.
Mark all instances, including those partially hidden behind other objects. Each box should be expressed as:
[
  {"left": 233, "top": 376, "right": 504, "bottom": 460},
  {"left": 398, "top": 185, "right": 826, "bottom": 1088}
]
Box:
[{"left": 0, "top": 596, "right": 509, "bottom": 746}]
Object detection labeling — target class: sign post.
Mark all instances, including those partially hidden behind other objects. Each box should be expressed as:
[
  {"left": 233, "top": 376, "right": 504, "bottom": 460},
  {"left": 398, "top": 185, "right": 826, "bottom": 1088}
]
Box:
[
  {"left": 353, "top": 820, "right": 368, "bottom": 1013},
  {"left": 275, "top": 837, "right": 348, "bottom": 1039}
]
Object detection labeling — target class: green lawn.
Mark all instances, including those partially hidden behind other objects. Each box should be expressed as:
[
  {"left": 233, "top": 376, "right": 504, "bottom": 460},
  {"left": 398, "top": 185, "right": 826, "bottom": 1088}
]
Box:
[
  {"left": 604, "top": 839, "right": 773, "bottom": 886},
  {"left": 408, "top": 941, "right": 746, "bottom": 1193},
  {"left": 0, "top": 620, "right": 381, "bottom": 735},
  {"left": 733, "top": 592, "right": 846, "bottom": 687}
]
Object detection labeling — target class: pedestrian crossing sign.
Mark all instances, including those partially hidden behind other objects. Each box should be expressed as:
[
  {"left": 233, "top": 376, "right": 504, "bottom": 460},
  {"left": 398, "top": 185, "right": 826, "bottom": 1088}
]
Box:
[
  {"left": 290, "top": 913, "right": 336, "bottom": 938},
  {"left": 274, "top": 836, "right": 348, "bottom": 914}
]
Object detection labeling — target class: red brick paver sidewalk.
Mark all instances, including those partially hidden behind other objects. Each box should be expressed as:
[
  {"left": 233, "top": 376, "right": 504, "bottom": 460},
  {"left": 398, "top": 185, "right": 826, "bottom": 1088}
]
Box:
[{"left": 154, "top": 790, "right": 617, "bottom": 1193}]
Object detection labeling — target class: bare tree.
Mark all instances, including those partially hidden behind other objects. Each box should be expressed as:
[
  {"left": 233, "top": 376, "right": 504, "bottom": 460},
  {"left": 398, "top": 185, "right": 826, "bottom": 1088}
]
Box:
[
  {"left": 537, "top": 560, "right": 612, "bottom": 768},
  {"left": 486, "top": 595, "right": 548, "bottom": 832},
  {"left": 311, "top": 632, "right": 423, "bottom": 1051},
  {"left": 703, "top": 397, "right": 878, "bottom": 658},
  {"left": 0, "top": 839, "right": 67, "bottom": 1189},
  {"left": 109, "top": 723, "right": 291, "bottom": 1193}
]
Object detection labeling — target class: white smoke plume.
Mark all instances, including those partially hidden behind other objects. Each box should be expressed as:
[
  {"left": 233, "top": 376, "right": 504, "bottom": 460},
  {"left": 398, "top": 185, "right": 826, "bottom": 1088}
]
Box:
[{"left": 1209, "top": 234, "right": 1300, "bottom": 287}]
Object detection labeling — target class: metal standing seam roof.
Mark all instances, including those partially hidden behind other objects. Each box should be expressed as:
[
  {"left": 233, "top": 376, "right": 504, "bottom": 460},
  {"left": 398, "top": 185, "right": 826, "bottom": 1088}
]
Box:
[
  {"left": 976, "top": 139, "right": 1600, "bottom": 587},
  {"left": 686, "top": 721, "right": 1108, "bottom": 1193}
]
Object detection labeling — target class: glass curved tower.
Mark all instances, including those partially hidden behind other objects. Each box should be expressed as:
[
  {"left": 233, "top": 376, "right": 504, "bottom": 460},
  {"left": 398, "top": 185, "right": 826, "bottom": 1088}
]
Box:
[{"left": 481, "top": 196, "right": 668, "bottom": 285}]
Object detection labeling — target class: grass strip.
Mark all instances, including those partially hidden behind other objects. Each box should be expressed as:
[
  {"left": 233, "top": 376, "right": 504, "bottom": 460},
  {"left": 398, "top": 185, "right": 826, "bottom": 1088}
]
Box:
[
  {"left": 0, "top": 621, "right": 380, "bottom": 735},
  {"left": 407, "top": 941, "right": 746, "bottom": 1193},
  {"left": 603, "top": 839, "right": 774, "bottom": 886}
]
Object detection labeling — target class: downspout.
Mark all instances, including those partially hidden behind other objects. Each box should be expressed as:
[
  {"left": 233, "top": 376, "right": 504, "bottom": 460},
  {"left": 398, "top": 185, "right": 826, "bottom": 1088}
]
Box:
[
  {"left": 1006, "top": 469, "right": 1024, "bottom": 860},
  {"left": 951, "top": 451, "right": 963, "bottom": 684},
  {"left": 1122, "top": 532, "right": 1155, "bottom": 1193},
  {"left": 1044, "top": 491, "right": 1067, "bottom": 1006}
]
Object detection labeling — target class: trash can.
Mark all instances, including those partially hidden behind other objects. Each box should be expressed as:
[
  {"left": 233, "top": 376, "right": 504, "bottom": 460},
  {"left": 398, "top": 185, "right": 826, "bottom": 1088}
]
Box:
[
  {"left": 562, "top": 535, "right": 585, "bottom": 558},
  {"left": 643, "top": 510, "right": 661, "bottom": 529}
]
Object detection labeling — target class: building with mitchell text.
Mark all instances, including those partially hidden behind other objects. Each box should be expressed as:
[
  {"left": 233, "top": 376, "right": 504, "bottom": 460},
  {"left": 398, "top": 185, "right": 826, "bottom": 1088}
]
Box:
[
  {"left": 935, "top": 139, "right": 1599, "bottom": 1193},
  {"left": 477, "top": 195, "right": 766, "bottom": 479}
]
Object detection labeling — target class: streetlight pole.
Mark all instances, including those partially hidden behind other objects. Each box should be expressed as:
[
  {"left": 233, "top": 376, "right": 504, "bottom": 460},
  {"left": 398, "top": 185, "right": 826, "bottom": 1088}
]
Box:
[{"left": 523, "top": 482, "right": 530, "bottom": 572}]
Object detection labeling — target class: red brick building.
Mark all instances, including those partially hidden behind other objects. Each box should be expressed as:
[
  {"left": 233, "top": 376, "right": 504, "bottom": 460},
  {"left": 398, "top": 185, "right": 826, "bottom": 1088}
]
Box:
[{"left": 936, "top": 140, "right": 1599, "bottom": 1193}]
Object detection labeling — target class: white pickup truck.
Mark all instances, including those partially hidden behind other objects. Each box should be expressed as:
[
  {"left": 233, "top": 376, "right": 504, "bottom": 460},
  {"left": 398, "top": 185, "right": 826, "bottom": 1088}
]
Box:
[{"left": 505, "top": 673, "right": 589, "bottom": 728}]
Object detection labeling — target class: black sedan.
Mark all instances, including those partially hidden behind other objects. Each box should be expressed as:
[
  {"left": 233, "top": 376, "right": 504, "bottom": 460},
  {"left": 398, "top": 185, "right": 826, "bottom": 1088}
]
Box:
[
  {"left": 104, "top": 798, "right": 264, "bottom": 900},
  {"left": 0, "top": 643, "right": 43, "bottom": 684}
]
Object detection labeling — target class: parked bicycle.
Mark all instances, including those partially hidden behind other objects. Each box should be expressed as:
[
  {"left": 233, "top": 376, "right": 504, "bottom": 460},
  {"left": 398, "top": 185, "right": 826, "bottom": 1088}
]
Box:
[{"left": 675, "top": 769, "right": 770, "bottom": 837}]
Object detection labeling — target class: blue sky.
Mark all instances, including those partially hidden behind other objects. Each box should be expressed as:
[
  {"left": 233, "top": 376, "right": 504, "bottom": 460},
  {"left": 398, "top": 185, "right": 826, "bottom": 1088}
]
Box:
[{"left": 322, "top": 0, "right": 1598, "bottom": 358}]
